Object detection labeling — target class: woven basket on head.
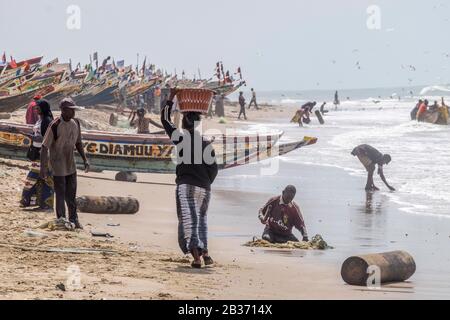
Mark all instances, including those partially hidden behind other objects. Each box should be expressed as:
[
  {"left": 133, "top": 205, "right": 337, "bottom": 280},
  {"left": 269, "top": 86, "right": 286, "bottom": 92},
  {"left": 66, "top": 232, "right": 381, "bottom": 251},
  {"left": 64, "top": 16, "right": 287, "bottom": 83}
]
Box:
[{"left": 176, "top": 88, "right": 214, "bottom": 114}]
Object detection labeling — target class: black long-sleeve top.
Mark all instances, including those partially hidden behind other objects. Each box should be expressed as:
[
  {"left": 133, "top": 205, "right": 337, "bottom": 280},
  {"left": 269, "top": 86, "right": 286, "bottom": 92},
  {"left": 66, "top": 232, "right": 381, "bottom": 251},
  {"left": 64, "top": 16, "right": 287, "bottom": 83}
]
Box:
[{"left": 160, "top": 100, "right": 218, "bottom": 190}]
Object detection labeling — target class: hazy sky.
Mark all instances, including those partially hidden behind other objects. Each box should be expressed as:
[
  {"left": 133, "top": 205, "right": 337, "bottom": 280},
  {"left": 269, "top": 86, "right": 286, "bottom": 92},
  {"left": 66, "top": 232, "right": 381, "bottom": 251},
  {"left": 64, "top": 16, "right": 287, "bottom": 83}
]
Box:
[{"left": 1, "top": 0, "right": 449, "bottom": 91}]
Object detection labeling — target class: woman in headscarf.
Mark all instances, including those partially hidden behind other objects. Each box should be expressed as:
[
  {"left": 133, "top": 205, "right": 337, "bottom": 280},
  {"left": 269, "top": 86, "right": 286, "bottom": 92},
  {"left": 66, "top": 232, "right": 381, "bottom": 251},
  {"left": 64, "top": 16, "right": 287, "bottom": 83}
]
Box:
[
  {"left": 20, "top": 100, "right": 55, "bottom": 210},
  {"left": 160, "top": 89, "right": 218, "bottom": 268}
]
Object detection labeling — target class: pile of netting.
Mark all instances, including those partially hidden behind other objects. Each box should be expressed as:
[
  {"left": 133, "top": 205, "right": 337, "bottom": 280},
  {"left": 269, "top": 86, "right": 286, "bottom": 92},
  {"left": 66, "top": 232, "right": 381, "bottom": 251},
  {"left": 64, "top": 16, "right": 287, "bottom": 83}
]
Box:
[{"left": 244, "top": 234, "right": 333, "bottom": 250}]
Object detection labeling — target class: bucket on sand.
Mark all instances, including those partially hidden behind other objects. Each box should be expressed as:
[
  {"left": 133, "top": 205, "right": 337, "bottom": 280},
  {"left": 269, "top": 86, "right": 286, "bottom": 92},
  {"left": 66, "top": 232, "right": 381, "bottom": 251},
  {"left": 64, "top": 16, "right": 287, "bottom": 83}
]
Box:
[
  {"left": 77, "top": 196, "right": 139, "bottom": 214},
  {"left": 341, "top": 250, "right": 416, "bottom": 286}
]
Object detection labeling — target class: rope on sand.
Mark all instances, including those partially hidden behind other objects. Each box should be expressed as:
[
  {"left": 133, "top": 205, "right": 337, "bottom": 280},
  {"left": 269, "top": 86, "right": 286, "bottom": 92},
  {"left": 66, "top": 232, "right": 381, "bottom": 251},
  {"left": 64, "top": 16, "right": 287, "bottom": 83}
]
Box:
[
  {"left": 244, "top": 234, "right": 333, "bottom": 250},
  {"left": 0, "top": 242, "right": 118, "bottom": 255}
]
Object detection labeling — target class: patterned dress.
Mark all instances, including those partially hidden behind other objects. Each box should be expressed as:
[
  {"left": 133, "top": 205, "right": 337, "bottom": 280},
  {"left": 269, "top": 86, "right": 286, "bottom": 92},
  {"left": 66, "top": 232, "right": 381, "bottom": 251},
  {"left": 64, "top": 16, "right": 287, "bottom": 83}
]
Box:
[{"left": 20, "top": 120, "right": 54, "bottom": 209}]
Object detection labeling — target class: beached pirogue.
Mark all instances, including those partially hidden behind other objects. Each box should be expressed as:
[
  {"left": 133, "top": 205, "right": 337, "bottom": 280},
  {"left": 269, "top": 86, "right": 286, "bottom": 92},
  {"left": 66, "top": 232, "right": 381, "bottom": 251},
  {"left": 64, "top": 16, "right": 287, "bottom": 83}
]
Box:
[
  {"left": 419, "top": 109, "right": 449, "bottom": 125},
  {"left": 0, "top": 122, "right": 317, "bottom": 173},
  {"left": 0, "top": 55, "right": 247, "bottom": 113}
]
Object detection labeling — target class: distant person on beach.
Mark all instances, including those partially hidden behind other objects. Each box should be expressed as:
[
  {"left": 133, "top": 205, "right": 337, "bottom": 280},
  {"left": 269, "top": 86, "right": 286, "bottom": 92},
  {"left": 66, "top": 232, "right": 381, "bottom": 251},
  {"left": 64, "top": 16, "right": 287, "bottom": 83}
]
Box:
[
  {"left": 161, "top": 89, "right": 218, "bottom": 269},
  {"left": 117, "top": 85, "right": 128, "bottom": 111},
  {"left": 439, "top": 97, "right": 449, "bottom": 123},
  {"left": 302, "top": 101, "right": 317, "bottom": 113},
  {"left": 320, "top": 102, "right": 328, "bottom": 114},
  {"left": 291, "top": 102, "right": 315, "bottom": 127},
  {"left": 25, "top": 95, "right": 41, "bottom": 125},
  {"left": 351, "top": 144, "right": 395, "bottom": 192},
  {"left": 258, "top": 185, "right": 309, "bottom": 244},
  {"left": 154, "top": 86, "right": 161, "bottom": 113},
  {"left": 238, "top": 91, "right": 247, "bottom": 120},
  {"left": 248, "top": 88, "right": 259, "bottom": 110},
  {"left": 410, "top": 99, "right": 423, "bottom": 120},
  {"left": 129, "top": 107, "right": 164, "bottom": 134},
  {"left": 429, "top": 100, "right": 439, "bottom": 112},
  {"left": 21, "top": 100, "right": 54, "bottom": 210},
  {"left": 334, "top": 91, "right": 340, "bottom": 109},
  {"left": 417, "top": 99, "right": 429, "bottom": 122},
  {"left": 215, "top": 94, "right": 225, "bottom": 118},
  {"left": 40, "top": 98, "right": 90, "bottom": 229},
  {"left": 298, "top": 101, "right": 316, "bottom": 124}
]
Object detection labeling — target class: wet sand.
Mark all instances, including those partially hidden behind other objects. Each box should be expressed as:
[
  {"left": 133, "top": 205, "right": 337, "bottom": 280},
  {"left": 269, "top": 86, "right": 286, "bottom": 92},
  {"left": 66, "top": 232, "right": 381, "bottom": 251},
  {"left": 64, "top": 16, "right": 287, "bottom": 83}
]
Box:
[{"left": 1, "top": 104, "right": 449, "bottom": 299}]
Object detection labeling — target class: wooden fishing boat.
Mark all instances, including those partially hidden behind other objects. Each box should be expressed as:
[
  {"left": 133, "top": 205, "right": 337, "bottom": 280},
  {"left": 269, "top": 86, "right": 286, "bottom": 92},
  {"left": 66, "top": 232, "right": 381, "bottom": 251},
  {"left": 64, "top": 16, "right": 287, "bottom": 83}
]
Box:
[
  {"left": 0, "top": 122, "right": 317, "bottom": 173},
  {"left": 0, "top": 57, "right": 43, "bottom": 80},
  {"left": 203, "top": 81, "right": 246, "bottom": 96},
  {"left": 420, "top": 109, "right": 449, "bottom": 125},
  {"left": 0, "top": 71, "right": 65, "bottom": 113},
  {"left": 0, "top": 85, "right": 54, "bottom": 113},
  {"left": 72, "top": 74, "right": 120, "bottom": 106},
  {"left": 122, "top": 78, "right": 159, "bottom": 99},
  {"left": 43, "top": 79, "right": 84, "bottom": 109},
  {"left": 0, "top": 69, "right": 38, "bottom": 90}
]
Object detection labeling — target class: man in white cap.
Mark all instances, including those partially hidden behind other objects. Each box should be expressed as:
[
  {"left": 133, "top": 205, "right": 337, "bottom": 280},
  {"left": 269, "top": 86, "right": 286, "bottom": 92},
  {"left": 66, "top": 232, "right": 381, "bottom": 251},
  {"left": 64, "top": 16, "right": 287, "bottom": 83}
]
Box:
[{"left": 40, "top": 97, "right": 90, "bottom": 229}]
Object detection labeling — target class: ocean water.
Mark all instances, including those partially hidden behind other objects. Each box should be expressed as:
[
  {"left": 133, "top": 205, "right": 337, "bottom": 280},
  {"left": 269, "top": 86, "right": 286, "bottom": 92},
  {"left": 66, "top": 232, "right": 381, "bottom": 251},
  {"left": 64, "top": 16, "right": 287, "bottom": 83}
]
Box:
[{"left": 217, "top": 87, "right": 450, "bottom": 219}]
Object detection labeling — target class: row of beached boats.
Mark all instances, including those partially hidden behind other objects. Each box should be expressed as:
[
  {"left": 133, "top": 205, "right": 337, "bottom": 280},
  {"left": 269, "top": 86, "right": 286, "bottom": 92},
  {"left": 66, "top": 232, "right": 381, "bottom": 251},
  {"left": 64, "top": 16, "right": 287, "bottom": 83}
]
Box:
[
  {"left": 0, "top": 56, "right": 246, "bottom": 112},
  {"left": 0, "top": 55, "right": 317, "bottom": 173}
]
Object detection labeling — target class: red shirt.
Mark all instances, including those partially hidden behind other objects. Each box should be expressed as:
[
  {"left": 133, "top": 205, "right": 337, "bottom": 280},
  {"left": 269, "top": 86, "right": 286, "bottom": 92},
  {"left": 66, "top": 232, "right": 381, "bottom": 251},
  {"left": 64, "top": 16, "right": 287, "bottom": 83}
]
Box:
[
  {"left": 260, "top": 196, "right": 308, "bottom": 237},
  {"left": 26, "top": 101, "right": 39, "bottom": 125},
  {"left": 418, "top": 103, "right": 427, "bottom": 116}
]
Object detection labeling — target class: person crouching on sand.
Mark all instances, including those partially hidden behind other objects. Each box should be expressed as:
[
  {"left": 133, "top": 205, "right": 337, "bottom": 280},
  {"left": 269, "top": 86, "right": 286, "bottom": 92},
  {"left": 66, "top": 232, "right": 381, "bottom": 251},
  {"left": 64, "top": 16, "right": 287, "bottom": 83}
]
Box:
[
  {"left": 258, "top": 185, "right": 309, "bottom": 244},
  {"left": 160, "top": 89, "right": 218, "bottom": 268},
  {"left": 351, "top": 144, "right": 395, "bottom": 192}
]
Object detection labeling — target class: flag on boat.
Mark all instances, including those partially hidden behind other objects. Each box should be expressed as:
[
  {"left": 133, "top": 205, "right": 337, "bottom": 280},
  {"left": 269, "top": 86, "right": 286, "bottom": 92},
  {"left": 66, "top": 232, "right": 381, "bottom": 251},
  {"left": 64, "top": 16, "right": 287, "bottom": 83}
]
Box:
[
  {"left": 116, "top": 60, "right": 125, "bottom": 68},
  {"left": 93, "top": 52, "right": 98, "bottom": 61},
  {"left": 9, "top": 56, "right": 17, "bottom": 69},
  {"left": 45, "top": 58, "right": 59, "bottom": 69},
  {"left": 0, "top": 52, "right": 6, "bottom": 66}
]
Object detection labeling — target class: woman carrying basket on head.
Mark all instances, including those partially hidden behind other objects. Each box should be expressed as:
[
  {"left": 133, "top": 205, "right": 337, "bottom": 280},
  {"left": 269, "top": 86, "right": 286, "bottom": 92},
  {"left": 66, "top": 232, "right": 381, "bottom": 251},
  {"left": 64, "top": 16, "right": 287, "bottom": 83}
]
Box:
[{"left": 160, "top": 88, "right": 218, "bottom": 269}]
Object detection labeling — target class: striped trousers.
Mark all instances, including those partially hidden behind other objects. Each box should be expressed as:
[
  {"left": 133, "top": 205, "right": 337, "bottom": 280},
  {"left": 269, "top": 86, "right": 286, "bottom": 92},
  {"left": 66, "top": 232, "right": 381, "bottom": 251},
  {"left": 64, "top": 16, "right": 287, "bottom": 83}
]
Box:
[{"left": 175, "top": 184, "right": 211, "bottom": 255}]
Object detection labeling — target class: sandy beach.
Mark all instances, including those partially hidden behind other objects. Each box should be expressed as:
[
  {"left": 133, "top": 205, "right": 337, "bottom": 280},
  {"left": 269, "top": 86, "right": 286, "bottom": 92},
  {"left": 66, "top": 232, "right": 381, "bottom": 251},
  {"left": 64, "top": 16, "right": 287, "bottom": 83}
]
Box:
[
  {"left": 3, "top": 0, "right": 450, "bottom": 304},
  {"left": 1, "top": 101, "right": 448, "bottom": 300}
]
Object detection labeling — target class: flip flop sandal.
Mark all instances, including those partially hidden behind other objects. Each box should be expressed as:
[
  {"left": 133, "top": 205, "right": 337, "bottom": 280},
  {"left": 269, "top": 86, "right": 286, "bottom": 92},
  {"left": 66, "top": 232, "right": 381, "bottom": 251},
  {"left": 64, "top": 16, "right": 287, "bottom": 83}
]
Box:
[{"left": 203, "top": 256, "right": 214, "bottom": 266}]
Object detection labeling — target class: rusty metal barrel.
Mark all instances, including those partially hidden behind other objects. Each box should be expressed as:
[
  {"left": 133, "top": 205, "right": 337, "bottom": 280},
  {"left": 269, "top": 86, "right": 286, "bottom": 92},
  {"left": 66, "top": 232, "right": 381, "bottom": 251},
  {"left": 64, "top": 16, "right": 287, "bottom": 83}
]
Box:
[
  {"left": 115, "top": 171, "right": 137, "bottom": 182},
  {"left": 76, "top": 196, "right": 139, "bottom": 214},
  {"left": 341, "top": 250, "right": 416, "bottom": 286}
]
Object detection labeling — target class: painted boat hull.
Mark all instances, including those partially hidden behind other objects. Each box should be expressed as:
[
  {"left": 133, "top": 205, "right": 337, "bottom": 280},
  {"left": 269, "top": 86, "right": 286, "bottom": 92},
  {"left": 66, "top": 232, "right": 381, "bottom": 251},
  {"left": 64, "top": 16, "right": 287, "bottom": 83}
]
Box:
[
  {"left": 0, "top": 87, "right": 50, "bottom": 113},
  {"left": 72, "top": 83, "right": 119, "bottom": 106},
  {"left": 0, "top": 123, "right": 316, "bottom": 173},
  {"left": 421, "top": 110, "right": 449, "bottom": 125}
]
